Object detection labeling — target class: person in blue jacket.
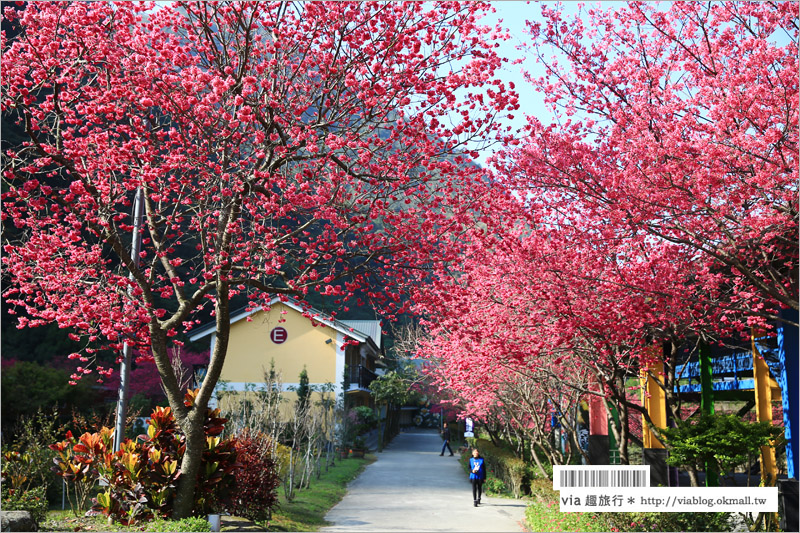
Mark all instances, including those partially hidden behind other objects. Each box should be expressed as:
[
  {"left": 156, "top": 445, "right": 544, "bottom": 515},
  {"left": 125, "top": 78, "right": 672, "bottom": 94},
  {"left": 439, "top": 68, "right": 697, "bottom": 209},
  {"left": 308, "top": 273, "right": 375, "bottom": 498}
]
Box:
[{"left": 469, "top": 448, "right": 486, "bottom": 507}]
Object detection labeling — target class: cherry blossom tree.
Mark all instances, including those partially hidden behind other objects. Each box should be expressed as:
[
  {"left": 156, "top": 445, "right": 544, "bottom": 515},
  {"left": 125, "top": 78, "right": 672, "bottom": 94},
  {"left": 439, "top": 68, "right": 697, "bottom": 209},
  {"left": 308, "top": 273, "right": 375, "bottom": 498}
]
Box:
[
  {"left": 412, "top": 211, "right": 642, "bottom": 466},
  {"left": 497, "top": 1, "right": 798, "bottom": 326},
  {"left": 1, "top": 1, "right": 515, "bottom": 515},
  {"left": 414, "top": 168, "right": 793, "bottom": 466},
  {"left": 413, "top": 1, "right": 796, "bottom": 474}
]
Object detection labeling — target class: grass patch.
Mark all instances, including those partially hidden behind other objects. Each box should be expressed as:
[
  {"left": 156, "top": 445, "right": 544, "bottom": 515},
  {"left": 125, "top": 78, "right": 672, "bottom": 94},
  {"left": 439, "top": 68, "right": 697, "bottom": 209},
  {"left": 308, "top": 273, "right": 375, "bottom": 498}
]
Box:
[
  {"left": 261, "top": 454, "right": 375, "bottom": 532},
  {"left": 41, "top": 510, "right": 115, "bottom": 532},
  {"left": 42, "top": 512, "right": 215, "bottom": 532}
]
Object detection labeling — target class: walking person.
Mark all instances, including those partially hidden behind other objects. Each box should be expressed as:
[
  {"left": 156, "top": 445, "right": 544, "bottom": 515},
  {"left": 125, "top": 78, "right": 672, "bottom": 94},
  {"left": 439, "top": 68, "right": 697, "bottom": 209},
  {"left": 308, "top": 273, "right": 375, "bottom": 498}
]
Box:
[
  {"left": 439, "top": 421, "right": 454, "bottom": 456},
  {"left": 469, "top": 448, "right": 486, "bottom": 507}
]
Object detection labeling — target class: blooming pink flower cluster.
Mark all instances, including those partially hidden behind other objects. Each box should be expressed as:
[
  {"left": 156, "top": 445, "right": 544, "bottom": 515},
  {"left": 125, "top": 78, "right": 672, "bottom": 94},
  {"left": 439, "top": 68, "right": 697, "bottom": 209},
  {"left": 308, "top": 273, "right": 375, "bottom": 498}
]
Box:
[
  {"left": 412, "top": 2, "right": 797, "bottom": 431},
  {"left": 1, "top": 1, "right": 516, "bottom": 392}
]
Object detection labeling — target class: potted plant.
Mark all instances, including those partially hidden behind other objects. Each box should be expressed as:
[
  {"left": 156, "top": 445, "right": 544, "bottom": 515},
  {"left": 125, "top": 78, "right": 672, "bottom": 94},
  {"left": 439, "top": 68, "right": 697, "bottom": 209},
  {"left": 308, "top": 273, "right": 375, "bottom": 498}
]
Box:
[
  {"left": 350, "top": 436, "right": 367, "bottom": 458},
  {"left": 335, "top": 419, "right": 353, "bottom": 459},
  {"left": 337, "top": 445, "right": 350, "bottom": 459}
]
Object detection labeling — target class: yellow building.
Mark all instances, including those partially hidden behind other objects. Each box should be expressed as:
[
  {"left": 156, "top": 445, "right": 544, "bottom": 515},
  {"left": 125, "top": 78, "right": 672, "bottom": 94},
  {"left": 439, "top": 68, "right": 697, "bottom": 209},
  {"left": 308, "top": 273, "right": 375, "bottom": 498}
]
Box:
[{"left": 188, "top": 295, "right": 383, "bottom": 411}]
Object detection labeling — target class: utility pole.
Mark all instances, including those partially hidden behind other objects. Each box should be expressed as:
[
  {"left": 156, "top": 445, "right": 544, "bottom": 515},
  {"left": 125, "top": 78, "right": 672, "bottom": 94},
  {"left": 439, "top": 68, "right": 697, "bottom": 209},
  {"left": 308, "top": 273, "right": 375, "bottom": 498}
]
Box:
[{"left": 113, "top": 187, "right": 144, "bottom": 451}]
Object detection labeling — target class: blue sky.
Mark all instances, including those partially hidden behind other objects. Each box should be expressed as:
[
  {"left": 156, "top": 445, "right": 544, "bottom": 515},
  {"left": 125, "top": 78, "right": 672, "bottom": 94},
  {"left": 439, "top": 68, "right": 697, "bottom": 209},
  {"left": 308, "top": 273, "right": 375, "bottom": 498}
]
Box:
[
  {"left": 483, "top": 1, "right": 561, "bottom": 130},
  {"left": 476, "top": 1, "right": 627, "bottom": 165}
]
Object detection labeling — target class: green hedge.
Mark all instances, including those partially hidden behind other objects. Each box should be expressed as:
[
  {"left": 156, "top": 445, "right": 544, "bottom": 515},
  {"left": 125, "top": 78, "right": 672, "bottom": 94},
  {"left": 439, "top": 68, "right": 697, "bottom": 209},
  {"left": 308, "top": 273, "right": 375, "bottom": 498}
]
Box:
[
  {"left": 466, "top": 439, "right": 558, "bottom": 499},
  {"left": 1, "top": 485, "right": 48, "bottom": 525},
  {"left": 469, "top": 438, "right": 528, "bottom": 498}
]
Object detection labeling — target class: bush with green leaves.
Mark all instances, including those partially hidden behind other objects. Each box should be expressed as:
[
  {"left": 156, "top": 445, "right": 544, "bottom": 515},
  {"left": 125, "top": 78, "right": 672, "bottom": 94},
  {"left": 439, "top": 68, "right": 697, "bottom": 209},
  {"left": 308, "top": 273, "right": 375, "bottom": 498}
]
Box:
[
  {"left": 503, "top": 456, "right": 527, "bottom": 498},
  {"left": 1, "top": 409, "right": 62, "bottom": 504},
  {"left": 144, "top": 516, "right": 212, "bottom": 532},
  {"left": 483, "top": 476, "right": 507, "bottom": 494},
  {"left": 660, "top": 413, "right": 785, "bottom": 483},
  {"left": 597, "top": 510, "right": 733, "bottom": 532},
  {"left": 0, "top": 485, "right": 48, "bottom": 526},
  {"left": 350, "top": 406, "right": 378, "bottom": 436},
  {"left": 528, "top": 477, "right": 553, "bottom": 505},
  {"left": 369, "top": 371, "right": 413, "bottom": 407},
  {"left": 526, "top": 462, "right": 552, "bottom": 494},
  {"left": 469, "top": 438, "right": 525, "bottom": 496}
]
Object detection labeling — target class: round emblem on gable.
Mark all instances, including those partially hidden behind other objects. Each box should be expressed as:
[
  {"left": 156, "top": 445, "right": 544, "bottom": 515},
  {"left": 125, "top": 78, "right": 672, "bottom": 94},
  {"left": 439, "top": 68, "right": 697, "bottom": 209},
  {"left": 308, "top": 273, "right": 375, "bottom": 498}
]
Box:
[{"left": 270, "top": 326, "right": 288, "bottom": 344}]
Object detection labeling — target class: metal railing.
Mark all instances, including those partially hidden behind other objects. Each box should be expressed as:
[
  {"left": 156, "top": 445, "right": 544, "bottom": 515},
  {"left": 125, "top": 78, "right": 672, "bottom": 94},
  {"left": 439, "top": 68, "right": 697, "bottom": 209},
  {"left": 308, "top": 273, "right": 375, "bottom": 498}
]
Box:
[{"left": 348, "top": 365, "right": 377, "bottom": 390}]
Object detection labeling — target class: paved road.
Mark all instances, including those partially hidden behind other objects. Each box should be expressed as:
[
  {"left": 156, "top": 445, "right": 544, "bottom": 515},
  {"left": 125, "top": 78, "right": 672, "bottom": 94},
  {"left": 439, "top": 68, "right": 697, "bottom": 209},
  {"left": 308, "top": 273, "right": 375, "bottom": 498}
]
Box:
[{"left": 321, "top": 429, "right": 529, "bottom": 532}]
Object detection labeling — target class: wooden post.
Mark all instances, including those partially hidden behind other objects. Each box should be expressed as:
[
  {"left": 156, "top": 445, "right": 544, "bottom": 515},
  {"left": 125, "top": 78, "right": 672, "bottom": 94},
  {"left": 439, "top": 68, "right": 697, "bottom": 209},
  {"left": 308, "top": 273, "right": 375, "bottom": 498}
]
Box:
[
  {"left": 641, "top": 352, "right": 668, "bottom": 485},
  {"left": 641, "top": 358, "right": 666, "bottom": 450},
  {"left": 753, "top": 332, "right": 778, "bottom": 486}
]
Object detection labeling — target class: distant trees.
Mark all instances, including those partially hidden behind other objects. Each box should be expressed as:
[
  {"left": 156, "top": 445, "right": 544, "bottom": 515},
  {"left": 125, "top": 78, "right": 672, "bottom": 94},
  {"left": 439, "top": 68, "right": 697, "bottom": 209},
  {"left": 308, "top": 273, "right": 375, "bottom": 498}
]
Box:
[{"left": 1, "top": 361, "right": 98, "bottom": 438}]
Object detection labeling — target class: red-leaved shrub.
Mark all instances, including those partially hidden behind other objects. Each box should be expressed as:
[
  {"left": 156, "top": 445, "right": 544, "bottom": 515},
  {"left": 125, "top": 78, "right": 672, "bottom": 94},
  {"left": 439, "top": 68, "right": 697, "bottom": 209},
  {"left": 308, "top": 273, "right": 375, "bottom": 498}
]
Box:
[{"left": 224, "top": 430, "right": 280, "bottom": 522}]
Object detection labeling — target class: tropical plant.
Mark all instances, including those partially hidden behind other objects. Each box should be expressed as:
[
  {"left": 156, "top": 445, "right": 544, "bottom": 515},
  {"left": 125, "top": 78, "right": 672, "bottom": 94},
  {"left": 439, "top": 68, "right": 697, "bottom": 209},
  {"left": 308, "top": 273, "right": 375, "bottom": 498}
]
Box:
[
  {"left": 49, "top": 430, "right": 101, "bottom": 516},
  {"left": 660, "top": 413, "right": 785, "bottom": 487},
  {"left": 51, "top": 390, "right": 238, "bottom": 524}
]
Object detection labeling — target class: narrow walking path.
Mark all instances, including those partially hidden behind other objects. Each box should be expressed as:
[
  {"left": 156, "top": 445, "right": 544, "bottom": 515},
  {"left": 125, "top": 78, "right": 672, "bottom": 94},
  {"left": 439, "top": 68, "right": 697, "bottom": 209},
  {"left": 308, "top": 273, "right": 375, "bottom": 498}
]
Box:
[{"left": 321, "top": 429, "right": 528, "bottom": 532}]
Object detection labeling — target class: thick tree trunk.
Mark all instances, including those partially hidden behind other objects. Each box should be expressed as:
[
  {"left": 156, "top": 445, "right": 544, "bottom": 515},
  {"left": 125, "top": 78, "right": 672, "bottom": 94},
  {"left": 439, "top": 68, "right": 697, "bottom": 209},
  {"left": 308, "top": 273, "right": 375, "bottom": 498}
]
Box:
[
  {"left": 173, "top": 409, "right": 206, "bottom": 518},
  {"left": 617, "top": 403, "right": 630, "bottom": 465},
  {"left": 160, "top": 282, "right": 230, "bottom": 518},
  {"left": 148, "top": 326, "right": 203, "bottom": 519}
]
